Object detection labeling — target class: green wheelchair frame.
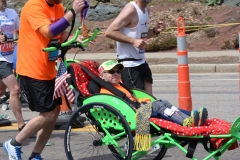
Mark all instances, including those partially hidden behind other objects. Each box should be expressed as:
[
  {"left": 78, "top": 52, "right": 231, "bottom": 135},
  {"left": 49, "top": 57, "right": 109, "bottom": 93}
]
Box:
[
  {"left": 43, "top": 26, "right": 240, "bottom": 160},
  {"left": 63, "top": 88, "right": 240, "bottom": 160}
]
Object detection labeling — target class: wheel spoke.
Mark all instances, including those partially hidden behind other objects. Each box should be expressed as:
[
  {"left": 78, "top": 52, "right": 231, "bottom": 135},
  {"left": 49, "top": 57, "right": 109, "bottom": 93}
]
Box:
[{"left": 64, "top": 103, "right": 133, "bottom": 160}]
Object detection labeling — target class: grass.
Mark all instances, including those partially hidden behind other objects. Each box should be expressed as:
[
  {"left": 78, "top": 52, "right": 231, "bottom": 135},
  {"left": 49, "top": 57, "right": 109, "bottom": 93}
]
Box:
[{"left": 205, "top": 16, "right": 212, "bottom": 21}]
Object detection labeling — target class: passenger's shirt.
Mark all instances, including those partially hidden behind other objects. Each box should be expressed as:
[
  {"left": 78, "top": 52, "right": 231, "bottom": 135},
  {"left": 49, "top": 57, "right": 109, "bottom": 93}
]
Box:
[{"left": 100, "top": 84, "right": 150, "bottom": 103}]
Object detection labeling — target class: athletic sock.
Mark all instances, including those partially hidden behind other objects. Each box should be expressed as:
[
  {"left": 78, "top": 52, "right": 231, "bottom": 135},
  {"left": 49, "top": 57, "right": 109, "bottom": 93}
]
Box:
[
  {"left": 30, "top": 152, "right": 40, "bottom": 159},
  {"left": 10, "top": 138, "right": 22, "bottom": 146}
]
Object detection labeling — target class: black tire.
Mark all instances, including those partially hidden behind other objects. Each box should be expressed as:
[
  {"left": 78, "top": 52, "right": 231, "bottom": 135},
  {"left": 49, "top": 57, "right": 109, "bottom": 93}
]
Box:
[{"left": 64, "top": 102, "right": 133, "bottom": 160}]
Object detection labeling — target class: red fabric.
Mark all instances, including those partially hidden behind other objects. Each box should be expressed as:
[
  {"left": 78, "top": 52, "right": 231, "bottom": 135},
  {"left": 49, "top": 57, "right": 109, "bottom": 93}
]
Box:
[
  {"left": 150, "top": 118, "right": 239, "bottom": 150},
  {"left": 71, "top": 60, "right": 99, "bottom": 97}
]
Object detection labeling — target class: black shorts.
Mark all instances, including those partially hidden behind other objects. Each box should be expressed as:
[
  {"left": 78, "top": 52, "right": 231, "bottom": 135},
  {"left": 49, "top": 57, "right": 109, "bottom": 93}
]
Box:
[
  {"left": 0, "top": 61, "right": 13, "bottom": 79},
  {"left": 19, "top": 75, "right": 62, "bottom": 112},
  {"left": 121, "top": 62, "right": 153, "bottom": 90}
]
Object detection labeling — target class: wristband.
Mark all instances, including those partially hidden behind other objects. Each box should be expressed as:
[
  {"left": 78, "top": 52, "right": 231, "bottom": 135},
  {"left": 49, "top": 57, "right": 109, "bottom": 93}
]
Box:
[
  {"left": 50, "top": 17, "right": 70, "bottom": 37},
  {"left": 153, "top": 28, "right": 160, "bottom": 35}
]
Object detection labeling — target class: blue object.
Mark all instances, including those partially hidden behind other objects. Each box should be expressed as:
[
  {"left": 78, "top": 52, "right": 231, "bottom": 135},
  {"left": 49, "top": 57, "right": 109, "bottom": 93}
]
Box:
[{"left": 13, "top": 44, "right": 18, "bottom": 70}]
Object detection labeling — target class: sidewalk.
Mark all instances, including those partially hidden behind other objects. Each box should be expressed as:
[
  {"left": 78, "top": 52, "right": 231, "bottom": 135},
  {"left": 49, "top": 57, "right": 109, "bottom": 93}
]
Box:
[{"left": 66, "top": 50, "right": 239, "bottom": 73}]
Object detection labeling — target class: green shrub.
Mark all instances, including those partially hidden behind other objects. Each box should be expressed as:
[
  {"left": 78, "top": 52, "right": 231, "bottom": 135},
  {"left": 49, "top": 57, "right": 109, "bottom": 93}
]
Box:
[
  {"left": 108, "top": 42, "right": 116, "bottom": 49},
  {"left": 146, "top": 35, "right": 177, "bottom": 52},
  {"left": 205, "top": 16, "right": 212, "bottom": 21},
  {"left": 221, "top": 37, "right": 239, "bottom": 49},
  {"left": 205, "top": 0, "right": 222, "bottom": 6},
  {"left": 232, "top": 36, "right": 239, "bottom": 49},
  {"left": 204, "top": 28, "right": 218, "bottom": 38}
]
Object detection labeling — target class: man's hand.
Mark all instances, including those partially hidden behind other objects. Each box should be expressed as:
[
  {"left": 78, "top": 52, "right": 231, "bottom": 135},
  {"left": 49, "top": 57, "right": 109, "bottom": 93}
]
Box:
[
  {"left": 0, "top": 34, "right": 6, "bottom": 43},
  {"left": 0, "top": 29, "right": 6, "bottom": 43},
  {"left": 77, "top": 35, "right": 95, "bottom": 45},
  {"left": 154, "top": 21, "right": 166, "bottom": 33},
  {"left": 72, "top": 0, "right": 86, "bottom": 14},
  {"left": 133, "top": 38, "right": 147, "bottom": 49}
]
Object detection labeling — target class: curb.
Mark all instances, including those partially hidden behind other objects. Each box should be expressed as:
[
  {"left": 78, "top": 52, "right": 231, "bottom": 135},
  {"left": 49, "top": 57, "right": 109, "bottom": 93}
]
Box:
[{"left": 150, "top": 64, "right": 239, "bottom": 73}]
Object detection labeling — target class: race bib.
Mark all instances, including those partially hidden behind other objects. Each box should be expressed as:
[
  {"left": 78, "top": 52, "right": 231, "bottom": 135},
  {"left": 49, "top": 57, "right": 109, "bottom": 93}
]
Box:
[
  {"left": 1, "top": 42, "right": 14, "bottom": 56},
  {"left": 47, "top": 39, "right": 60, "bottom": 61},
  {"left": 48, "top": 50, "right": 59, "bottom": 61},
  {"left": 139, "top": 32, "right": 148, "bottom": 54}
]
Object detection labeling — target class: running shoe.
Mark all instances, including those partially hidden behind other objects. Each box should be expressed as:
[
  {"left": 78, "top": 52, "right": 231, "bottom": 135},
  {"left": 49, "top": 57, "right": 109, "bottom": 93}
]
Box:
[
  {"left": 3, "top": 139, "right": 22, "bottom": 160},
  {"left": 198, "top": 107, "right": 208, "bottom": 126},
  {"left": 183, "top": 110, "right": 199, "bottom": 127}
]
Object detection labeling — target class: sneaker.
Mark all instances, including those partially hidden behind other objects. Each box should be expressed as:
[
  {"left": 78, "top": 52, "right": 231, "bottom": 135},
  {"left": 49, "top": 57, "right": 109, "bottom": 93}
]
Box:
[
  {"left": 183, "top": 110, "right": 199, "bottom": 127},
  {"left": 198, "top": 107, "right": 208, "bottom": 126},
  {"left": 3, "top": 139, "right": 22, "bottom": 160},
  {"left": 29, "top": 154, "right": 44, "bottom": 160}
]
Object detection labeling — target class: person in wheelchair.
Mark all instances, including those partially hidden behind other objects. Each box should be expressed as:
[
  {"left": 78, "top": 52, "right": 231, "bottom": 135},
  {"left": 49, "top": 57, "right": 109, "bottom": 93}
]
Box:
[{"left": 97, "top": 60, "right": 208, "bottom": 127}]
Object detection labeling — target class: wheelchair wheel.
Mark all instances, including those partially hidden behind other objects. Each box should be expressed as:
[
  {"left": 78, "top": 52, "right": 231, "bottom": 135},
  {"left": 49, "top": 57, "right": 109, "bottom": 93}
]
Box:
[
  {"left": 64, "top": 102, "right": 133, "bottom": 160},
  {"left": 152, "top": 145, "right": 167, "bottom": 160}
]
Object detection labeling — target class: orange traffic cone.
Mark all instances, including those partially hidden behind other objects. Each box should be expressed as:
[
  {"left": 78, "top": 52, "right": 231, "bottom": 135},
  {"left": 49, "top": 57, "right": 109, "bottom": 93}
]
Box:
[
  {"left": 58, "top": 96, "right": 72, "bottom": 119},
  {"left": 176, "top": 17, "right": 192, "bottom": 111}
]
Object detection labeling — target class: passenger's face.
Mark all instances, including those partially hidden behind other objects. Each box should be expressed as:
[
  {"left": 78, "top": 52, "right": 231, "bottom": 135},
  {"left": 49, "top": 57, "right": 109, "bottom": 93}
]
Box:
[
  {"left": 0, "top": 0, "right": 7, "bottom": 11},
  {"left": 101, "top": 66, "right": 121, "bottom": 86}
]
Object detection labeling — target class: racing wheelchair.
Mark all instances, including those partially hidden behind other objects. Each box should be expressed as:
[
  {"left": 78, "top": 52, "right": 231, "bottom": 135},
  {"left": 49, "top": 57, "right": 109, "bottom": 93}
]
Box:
[
  {"left": 43, "top": 27, "right": 240, "bottom": 160},
  {"left": 62, "top": 74, "right": 240, "bottom": 160}
]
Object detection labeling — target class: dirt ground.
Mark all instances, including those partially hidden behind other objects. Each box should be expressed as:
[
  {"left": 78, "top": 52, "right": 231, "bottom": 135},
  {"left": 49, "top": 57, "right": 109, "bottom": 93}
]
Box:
[{"left": 73, "top": 1, "right": 240, "bottom": 64}]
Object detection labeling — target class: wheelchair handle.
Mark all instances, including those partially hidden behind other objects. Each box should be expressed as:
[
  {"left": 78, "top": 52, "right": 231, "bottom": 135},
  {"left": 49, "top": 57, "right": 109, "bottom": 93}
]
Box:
[{"left": 42, "top": 27, "right": 99, "bottom": 52}]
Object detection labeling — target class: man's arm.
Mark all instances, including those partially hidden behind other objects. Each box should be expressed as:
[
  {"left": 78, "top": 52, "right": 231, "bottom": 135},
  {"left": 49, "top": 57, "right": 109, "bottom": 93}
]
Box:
[
  {"left": 146, "top": 8, "right": 166, "bottom": 39},
  {"left": 105, "top": 4, "right": 136, "bottom": 45},
  {"left": 39, "top": 0, "right": 85, "bottom": 39},
  {"left": 15, "top": 12, "right": 20, "bottom": 36},
  {"left": 60, "top": 31, "right": 68, "bottom": 43},
  {"left": 146, "top": 21, "right": 165, "bottom": 39},
  {"left": 105, "top": 4, "right": 154, "bottom": 50}
]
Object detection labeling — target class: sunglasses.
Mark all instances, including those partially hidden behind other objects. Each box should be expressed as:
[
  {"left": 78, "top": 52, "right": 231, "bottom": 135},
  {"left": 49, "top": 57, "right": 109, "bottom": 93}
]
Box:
[{"left": 104, "top": 70, "right": 121, "bottom": 74}]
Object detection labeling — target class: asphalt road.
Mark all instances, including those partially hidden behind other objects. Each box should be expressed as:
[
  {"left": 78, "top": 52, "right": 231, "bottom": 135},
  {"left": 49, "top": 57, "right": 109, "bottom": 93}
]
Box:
[{"left": 0, "top": 73, "right": 239, "bottom": 160}]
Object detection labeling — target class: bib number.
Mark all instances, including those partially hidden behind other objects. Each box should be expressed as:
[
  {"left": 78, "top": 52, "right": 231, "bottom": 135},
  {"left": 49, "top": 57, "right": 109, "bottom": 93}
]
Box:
[{"left": 1, "top": 42, "right": 14, "bottom": 56}]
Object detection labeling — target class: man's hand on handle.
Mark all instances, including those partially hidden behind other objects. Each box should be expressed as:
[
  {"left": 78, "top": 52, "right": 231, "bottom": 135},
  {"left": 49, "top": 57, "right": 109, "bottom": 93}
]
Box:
[{"left": 72, "top": 0, "right": 86, "bottom": 14}]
